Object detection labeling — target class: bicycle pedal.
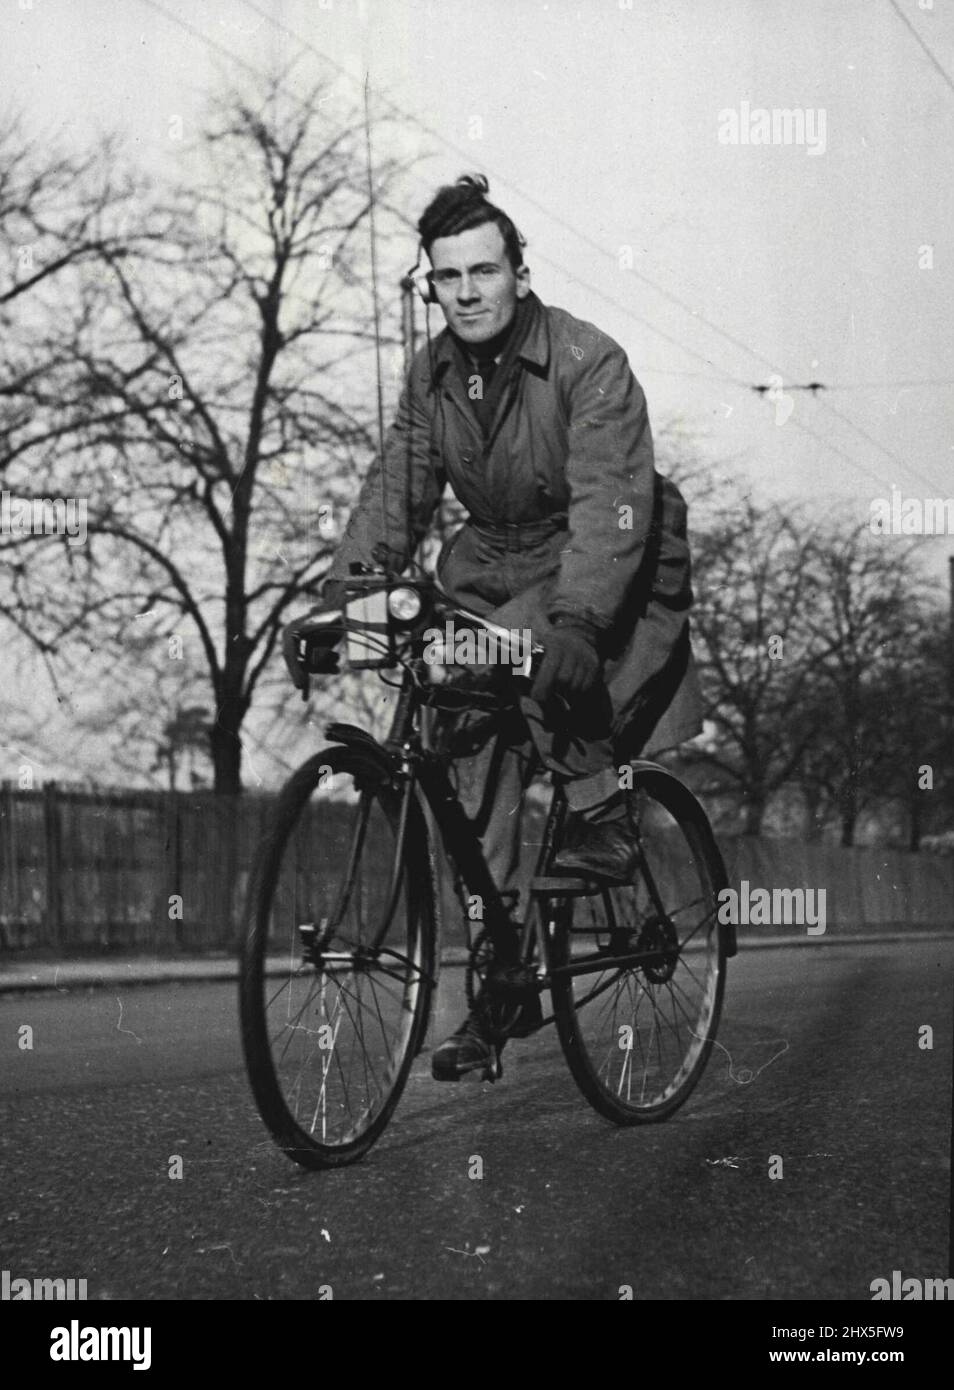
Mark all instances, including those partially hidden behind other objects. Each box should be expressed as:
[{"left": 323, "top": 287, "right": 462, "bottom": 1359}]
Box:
[{"left": 531, "top": 875, "right": 597, "bottom": 896}]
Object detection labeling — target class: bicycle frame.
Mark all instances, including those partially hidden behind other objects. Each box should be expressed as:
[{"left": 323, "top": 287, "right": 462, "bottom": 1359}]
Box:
[
  {"left": 305, "top": 569, "right": 729, "bottom": 1011},
  {"left": 327, "top": 661, "right": 719, "bottom": 1021},
  {"left": 241, "top": 573, "right": 730, "bottom": 1169},
  {"left": 329, "top": 668, "right": 554, "bottom": 975}
]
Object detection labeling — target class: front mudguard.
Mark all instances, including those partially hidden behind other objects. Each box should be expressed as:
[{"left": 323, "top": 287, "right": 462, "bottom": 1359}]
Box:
[
  {"left": 324, "top": 721, "right": 445, "bottom": 1037},
  {"left": 325, "top": 722, "right": 388, "bottom": 760}
]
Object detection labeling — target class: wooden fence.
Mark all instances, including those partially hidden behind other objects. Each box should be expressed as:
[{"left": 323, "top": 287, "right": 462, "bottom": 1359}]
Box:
[
  {"left": 0, "top": 784, "right": 272, "bottom": 953},
  {"left": 0, "top": 781, "right": 494, "bottom": 954},
  {"left": 0, "top": 782, "right": 950, "bottom": 954}
]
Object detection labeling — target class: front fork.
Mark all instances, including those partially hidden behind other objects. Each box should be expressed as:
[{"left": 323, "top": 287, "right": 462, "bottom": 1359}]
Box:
[{"left": 414, "top": 748, "right": 525, "bottom": 970}]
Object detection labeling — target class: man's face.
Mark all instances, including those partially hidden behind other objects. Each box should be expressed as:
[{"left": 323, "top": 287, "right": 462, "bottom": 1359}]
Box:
[{"left": 428, "top": 222, "right": 530, "bottom": 346}]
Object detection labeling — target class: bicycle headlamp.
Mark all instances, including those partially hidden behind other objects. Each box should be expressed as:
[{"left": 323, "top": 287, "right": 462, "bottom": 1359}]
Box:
[{"left": 387, "top": 586, "right": 422, "bottom": 622}]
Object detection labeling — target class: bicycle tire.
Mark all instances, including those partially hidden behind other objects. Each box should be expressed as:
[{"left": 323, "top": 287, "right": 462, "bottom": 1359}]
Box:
[
  {"left": 549, "top": 766, "right": 728, "bottom": 1124},
  {"left": 240, "top": 745, "right": 436, "bottom": 1169}
]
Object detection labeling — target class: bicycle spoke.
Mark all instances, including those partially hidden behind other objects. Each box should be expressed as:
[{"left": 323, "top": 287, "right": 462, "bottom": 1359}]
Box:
[
  {"left": 551, "top": 768, "right": 726, "bottom": 1121},
  {"left": 241, "top": 747, "right": 433, "bottom": 1165}
]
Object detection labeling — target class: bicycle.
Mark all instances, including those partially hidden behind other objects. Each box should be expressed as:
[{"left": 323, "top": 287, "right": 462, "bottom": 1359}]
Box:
[{"left": 239, "top": 569, "right": 736, "bottom": 1170}]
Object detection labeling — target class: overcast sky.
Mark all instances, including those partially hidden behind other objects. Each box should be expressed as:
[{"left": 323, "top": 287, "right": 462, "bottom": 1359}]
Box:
[
  {"left": 5, "top": 0, "right": 953, "bottom": 534},
  {"left": 3, "top": 0, "right": 953, "bottom": 786}
]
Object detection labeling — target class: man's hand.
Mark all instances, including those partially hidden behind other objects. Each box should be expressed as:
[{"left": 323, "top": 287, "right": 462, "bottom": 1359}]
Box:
[
  {"left": 282, "top": 610, "right": 318, "bottom": 691},
  {"left": 530, "top": 618, "right": 601, "bottom": 706}
]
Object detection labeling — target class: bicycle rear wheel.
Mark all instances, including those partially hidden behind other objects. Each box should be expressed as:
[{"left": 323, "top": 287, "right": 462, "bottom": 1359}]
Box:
[
  {"left": 240, "top": 746, "right": 435, "bottom": 1169},
  {"left": 549, "top": 767, "right": 727, "bottom": 1124}
]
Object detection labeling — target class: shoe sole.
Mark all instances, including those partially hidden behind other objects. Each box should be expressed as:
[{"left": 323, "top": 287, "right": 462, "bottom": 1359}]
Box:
[
  {"left": 431, "top": 1052, "right": 499, "bottom": 1082},
  {"left": 550, "top": 860, "right": 636, "bottom": 886}
]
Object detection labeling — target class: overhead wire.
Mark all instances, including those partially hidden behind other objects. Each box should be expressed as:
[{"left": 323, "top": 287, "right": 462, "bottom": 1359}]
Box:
[
  {"left": 235, "top": 0, "right": 952, "bottom": 497},
  {"left": 362, "top": 71, "right": 390, "bottom": 561},
  {"left": 886, "top": 0, "right": 954, "bottom": 97},
  {"left": 236, "top": 0, "right": 954, "bottom": 494},
  {"left": 141, "top": 0, "right": 950, "bottom": 498}
]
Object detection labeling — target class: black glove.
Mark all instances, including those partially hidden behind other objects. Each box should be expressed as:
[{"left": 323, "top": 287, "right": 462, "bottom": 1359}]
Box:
[
  {"left": 282, "top": 602, "right": 344, "bottom": 691},
  {"left": 530, "top": 617, "right": 601, "bottom": 707}
]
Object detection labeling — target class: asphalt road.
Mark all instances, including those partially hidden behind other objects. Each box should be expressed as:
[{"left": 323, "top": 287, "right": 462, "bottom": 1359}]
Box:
[{"left": 1, "top": 940, "right": 950, "bottom": 1301}]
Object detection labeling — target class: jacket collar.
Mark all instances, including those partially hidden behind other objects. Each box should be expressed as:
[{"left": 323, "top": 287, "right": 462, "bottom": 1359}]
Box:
[{"left": 429, "top": 290, "right": 550, "bottom": 386}]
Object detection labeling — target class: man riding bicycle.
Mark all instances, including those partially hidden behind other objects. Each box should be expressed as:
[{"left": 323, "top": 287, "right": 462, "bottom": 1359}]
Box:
[{"left": 284, "top": 174, "right": 703, "bottom": 1081}]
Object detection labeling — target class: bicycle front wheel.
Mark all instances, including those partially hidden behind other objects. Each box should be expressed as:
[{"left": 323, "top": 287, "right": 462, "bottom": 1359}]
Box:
[
  {"left": 240, "top": 746, "right": 436, "bottom": 1169},
  {"left": 549, "top": 767, "right": 728, "bottom": 1124}
]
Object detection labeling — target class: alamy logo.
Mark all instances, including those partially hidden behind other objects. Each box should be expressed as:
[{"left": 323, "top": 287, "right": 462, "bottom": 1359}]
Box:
[
  {"left": 2, "top": 1267, "right": 87, "bottom": 1300},
  {"left": 422, "top": 622, "right": 531, "bottom": 675},
  {"left": 717, "top": 880, "right": 827, "bottom": 935},
  {"left": 870, "top": 1271, "right": 954, "bottom": 1300},
  {"left": 718, "top": 101, "right": 827, "bottom": 155},
  {"left": 0, "top": 489, "right": 87, "bottom": 546},
  {"left": 869, "top": 487, "right": 954, "bottom": 535},
  {"left": 50, "top": 1320, "right": 151, "bottom": 1370}
]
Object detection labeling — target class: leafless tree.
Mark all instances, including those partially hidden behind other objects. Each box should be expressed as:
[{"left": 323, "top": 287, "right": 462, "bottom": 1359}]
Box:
[
  {"left": 684, "top": 490, "right": 827, "bottom": 834},
  {"left": 793, "top": 525, "right": 940, "bottom": 846},
  {"left": 0, "top": 75, "right": 418, "bottom": 792}
]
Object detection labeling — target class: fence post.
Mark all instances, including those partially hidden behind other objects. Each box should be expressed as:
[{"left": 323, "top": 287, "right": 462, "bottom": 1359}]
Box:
[
  {"left": 43, "top": 781, "right": 62, "bottom": 949},
  {"left": 171, "top": 790, "right": 184, "bottom": 951},
  {"left": 225, "top": 794, "right": 240, "bottom": 952},
  {"left": 0, "top": 783, "right": 12, "bottom": 950}
]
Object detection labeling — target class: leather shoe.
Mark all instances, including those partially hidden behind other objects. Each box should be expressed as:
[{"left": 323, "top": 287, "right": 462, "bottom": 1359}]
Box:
[
  {"left": 431, "top": 997, "right": 500, "bottom": 1081},
  {"left": 551, "top": 815, "right": 637, "bottom": 884}
]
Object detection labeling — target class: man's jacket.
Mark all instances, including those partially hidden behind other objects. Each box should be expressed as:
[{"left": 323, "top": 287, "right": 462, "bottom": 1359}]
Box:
[{"left": 325, "top": 291, "right": 703, "bottom": 754}]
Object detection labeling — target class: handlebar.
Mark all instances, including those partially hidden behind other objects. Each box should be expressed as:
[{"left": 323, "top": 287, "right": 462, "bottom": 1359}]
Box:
[{"left": 290, "top": 572, "right": 544, "bottom": 699}]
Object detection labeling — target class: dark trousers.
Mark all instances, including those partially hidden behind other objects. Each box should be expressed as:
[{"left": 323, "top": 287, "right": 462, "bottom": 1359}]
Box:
[
  {"left": 435, "top": 520, "right": 624, "bottom": 905},
  {"left": 440, "top": 691, "right": 622, "bottom": 906}
]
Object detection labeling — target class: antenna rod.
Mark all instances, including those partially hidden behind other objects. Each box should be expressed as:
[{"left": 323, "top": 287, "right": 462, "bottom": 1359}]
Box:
[{"left": 363, "top": 72, "right": 389, "bottom": 568}]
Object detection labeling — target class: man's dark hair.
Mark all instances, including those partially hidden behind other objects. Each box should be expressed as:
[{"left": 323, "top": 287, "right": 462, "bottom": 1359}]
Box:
[{"left": 417, "top": 174, "right": 526, "bottom": 270}]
